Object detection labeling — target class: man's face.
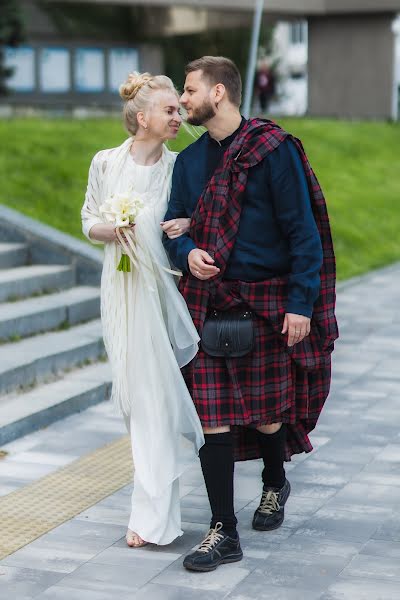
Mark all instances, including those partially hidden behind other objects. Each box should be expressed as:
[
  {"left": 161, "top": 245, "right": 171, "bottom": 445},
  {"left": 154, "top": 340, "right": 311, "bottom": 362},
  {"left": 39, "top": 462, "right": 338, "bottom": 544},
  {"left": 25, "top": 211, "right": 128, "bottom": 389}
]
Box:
[{"left": 180, "top": 70, "right": 216, "bottom": 126}]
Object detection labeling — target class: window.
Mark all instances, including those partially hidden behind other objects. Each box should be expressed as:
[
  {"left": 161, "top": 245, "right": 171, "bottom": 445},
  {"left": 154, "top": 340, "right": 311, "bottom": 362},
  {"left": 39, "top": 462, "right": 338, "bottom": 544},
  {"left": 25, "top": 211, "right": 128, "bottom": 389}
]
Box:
[
  {"left": 40, "top": 48, "right": 70, "bottom": 93},
  {"left": 75, "top": 49, "right": 105, "bottom": 93},
  {"left": 290, "top": 21, "right": 308, "bottom": 46},
  {"left": 5, "top": 46, "right": 35, "bottom": 92},
  {"left": 109, "top": 49, "right": 138, "bottom": 93}
]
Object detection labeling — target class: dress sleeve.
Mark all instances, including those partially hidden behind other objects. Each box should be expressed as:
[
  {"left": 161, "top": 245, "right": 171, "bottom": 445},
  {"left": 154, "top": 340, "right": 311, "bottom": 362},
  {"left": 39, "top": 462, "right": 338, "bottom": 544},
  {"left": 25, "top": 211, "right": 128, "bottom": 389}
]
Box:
[
  {"left": 81, "top": 152, "right": 105, "bottom": 245},
  {"left": 269, "top": 139, "right": 323, "bottom": 318}
]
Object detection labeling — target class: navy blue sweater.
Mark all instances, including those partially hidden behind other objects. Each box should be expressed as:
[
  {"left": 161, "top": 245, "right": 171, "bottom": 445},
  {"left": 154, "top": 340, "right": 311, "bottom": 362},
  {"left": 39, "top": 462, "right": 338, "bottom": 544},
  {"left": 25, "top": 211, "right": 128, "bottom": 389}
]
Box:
[{"left": 163, "top": 123, "right": 323, "bottom": 318}]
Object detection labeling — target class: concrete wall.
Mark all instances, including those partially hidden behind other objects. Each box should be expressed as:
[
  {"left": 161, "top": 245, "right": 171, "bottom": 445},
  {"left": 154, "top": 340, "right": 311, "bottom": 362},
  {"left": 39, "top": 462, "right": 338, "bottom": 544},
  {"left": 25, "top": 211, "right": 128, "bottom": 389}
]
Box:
[
  {"left": 47, "top": 0, "right": 400, "bottom": 16},
  {"left": 308, "top": 14, "right": 397, "bottom": 119},
  {"left": 325, "top": 0, "right": 400, "bottom": 14},
  {"left": 138, "top": 44, "right": 163, "bottom": 76}
]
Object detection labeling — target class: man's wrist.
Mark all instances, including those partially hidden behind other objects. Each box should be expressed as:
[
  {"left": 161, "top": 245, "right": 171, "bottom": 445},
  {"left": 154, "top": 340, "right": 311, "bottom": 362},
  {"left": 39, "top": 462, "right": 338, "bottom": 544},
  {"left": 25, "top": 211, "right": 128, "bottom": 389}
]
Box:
[{"left": 285, "top": 301, "right": 313, "bottom": 319}]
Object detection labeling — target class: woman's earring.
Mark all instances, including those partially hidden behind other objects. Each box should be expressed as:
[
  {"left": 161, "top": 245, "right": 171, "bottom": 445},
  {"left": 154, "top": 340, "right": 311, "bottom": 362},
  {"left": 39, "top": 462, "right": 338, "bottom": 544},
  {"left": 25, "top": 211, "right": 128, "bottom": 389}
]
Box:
[{"left": 143, "top": 124, "right": 148, "bottom": 130}]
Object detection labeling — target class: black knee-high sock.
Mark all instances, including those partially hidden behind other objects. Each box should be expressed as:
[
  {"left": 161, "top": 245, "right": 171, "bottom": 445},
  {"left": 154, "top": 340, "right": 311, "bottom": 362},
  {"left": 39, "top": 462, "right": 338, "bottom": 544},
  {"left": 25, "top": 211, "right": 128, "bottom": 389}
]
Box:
[
  {"left": 199, "top": 432, "right": 237, "bottom": 537},
  {"left": 257, "top": 425, "right": 286, "bottom": 490}
]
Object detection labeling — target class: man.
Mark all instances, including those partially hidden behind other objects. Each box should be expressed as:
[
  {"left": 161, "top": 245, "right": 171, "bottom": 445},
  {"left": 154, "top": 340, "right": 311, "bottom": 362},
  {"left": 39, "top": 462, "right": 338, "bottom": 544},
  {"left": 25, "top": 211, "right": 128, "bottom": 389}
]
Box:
[
  {"left": 163, "top": 56, "right": 338, "bottom": 572},
  {"left": 255, "top": 60, "right": 275, "bottom": 112}
]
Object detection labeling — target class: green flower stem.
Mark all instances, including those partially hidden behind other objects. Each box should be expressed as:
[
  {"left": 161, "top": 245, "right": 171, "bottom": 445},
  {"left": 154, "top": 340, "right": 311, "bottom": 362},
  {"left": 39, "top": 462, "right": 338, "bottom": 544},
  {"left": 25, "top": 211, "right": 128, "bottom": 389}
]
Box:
[{"left": 117, "top": 254, "right": 131, "bottom": 272}]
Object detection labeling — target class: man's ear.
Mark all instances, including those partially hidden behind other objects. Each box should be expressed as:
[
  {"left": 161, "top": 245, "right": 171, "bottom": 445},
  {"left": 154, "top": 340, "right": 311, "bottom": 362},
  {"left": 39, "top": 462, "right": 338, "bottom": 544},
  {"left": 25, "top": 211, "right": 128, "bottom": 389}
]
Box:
[{"left": 214, "top": 83, "right": 226, "bottom": 105}]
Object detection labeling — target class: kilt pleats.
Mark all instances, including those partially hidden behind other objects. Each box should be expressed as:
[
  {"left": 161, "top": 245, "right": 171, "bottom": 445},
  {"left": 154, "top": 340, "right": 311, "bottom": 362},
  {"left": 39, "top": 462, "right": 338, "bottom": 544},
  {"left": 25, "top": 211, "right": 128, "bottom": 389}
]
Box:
[{"left": 182, "top": 311, "right": 332, "bottom": 462}]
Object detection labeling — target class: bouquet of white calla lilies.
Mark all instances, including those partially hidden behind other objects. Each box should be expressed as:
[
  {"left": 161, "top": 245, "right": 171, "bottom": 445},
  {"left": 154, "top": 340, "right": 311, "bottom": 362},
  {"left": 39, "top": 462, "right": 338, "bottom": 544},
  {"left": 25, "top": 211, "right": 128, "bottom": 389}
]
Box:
[{"left": 100, "top": 191, "right": 144, "bottom": 272}]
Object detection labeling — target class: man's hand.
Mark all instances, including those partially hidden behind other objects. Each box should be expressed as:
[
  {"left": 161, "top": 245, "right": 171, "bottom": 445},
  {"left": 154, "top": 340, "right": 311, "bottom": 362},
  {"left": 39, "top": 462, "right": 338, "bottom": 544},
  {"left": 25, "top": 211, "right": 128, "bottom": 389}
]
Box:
[
  {"left": 160, "top": 218, "right": 191, "bottom": 239},
  {"left": 281, "top": 313, "right": 311, "bottom": 347},
  {"left": 188, "top": 248, "right": 220, "bottom": 280}
]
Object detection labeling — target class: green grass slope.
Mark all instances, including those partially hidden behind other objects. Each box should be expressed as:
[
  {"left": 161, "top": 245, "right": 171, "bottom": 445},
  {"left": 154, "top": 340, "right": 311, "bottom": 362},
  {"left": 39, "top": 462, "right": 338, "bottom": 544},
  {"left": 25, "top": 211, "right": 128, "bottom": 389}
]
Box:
[{"left": 0, "top": 117, "right": 399, "bottom": 281}]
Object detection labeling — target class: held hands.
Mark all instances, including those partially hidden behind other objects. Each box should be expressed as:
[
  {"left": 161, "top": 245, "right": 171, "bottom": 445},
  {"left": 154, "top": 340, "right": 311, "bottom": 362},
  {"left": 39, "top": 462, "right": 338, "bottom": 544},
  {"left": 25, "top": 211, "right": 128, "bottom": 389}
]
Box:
[
  {"left": 282, "top": 313, "right": 311, "bottom": 347},
  {"left": 160, "top": 218, "right": 191, "bottom": 239},
  {"left": 188, "top": 248, "right": 220, "bottom": 280},
  {"left": 160, "top": 221, "right": 309, "bottom": 342}
]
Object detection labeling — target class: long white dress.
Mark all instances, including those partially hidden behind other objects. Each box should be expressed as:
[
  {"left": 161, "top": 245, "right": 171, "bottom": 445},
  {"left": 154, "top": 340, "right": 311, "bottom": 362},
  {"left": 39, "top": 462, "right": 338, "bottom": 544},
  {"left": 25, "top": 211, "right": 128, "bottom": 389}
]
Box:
[{"left": 81, "top": 140, "right": 204, "bottom": 545}]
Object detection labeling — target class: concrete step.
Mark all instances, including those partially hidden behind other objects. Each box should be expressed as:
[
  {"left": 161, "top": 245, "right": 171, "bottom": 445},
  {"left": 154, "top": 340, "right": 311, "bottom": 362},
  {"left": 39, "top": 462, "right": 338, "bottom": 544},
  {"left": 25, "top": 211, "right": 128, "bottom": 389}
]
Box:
[
  {"left": 0, "top": 361, "right": 112, "bottom": 446},
  {"left": 0, "top": 319, "right": 104, "bottom": 395},
  {"left": 0, "top": 264, "right": 75, "bottom": 302},
  {"left": 0, "top": 242, "right": 29, "bottom": 269},
  {"left": 0, "top": 286, "right": 100, "bottom": 341}
]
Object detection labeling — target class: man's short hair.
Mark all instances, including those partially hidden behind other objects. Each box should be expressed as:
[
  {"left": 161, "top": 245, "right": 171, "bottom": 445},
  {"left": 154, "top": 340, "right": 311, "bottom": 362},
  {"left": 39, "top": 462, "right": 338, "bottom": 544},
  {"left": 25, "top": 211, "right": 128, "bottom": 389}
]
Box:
[{"left": 185, "top": 56, "right": 242, "bottom": 107}]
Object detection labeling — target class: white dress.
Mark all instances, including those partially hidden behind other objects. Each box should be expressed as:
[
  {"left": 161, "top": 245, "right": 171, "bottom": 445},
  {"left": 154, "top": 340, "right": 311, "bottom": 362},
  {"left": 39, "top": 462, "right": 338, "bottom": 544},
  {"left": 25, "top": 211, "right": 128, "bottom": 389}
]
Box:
[{"left": 81, "top": 140, "right": 204, "bottom": 545}]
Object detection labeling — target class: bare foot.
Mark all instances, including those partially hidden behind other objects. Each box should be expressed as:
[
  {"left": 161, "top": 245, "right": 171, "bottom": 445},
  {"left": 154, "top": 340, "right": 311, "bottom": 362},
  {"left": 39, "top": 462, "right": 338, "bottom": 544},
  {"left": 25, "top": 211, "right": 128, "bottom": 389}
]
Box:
[{"left": 126, "top": 529, "right": 149, "bottom": 548}]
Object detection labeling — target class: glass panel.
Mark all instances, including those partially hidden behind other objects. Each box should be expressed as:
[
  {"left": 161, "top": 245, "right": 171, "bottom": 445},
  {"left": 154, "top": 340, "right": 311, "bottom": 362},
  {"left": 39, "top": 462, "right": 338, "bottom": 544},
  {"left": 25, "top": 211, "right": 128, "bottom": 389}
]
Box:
[
  {"left": 40, "top": 47, "right": 70, "bottom": 93},
  {"left": 5, "top": 46, "right": 35, "bottom": 92},
  {"left": 109, "top": 48, "right": 139, "bottom": 93},
  {"left": 75, "top": 48, "right": 104, "bottom": 92}
]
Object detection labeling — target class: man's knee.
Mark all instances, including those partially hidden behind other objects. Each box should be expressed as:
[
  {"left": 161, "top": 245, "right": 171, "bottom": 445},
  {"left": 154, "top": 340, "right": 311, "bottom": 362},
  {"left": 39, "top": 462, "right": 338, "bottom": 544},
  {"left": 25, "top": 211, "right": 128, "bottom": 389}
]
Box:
[
  {"left": 203, "top": 425, "right": 231, "bottom": 434},
  {"left": 256, "top": 422, "right": 282, "bottom": 435}
]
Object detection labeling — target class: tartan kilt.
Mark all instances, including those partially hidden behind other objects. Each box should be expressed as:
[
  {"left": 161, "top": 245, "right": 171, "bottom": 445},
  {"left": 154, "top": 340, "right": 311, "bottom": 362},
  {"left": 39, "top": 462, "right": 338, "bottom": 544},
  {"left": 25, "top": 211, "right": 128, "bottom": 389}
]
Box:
[{"left": 182, "top": 309, "right": 332, "bottom": 462}]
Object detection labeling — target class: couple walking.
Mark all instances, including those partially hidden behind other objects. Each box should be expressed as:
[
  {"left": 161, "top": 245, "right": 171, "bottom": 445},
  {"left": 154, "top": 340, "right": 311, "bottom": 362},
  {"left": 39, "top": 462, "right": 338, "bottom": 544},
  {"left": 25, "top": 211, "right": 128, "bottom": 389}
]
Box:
[{"left": 81, "top": 56, "right": 338, "bottom": 572}]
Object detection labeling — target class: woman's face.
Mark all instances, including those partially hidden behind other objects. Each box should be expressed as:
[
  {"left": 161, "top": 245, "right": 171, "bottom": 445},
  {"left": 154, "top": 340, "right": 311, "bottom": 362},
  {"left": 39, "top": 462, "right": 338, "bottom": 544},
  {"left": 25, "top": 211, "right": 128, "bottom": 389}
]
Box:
[{"left": 144, "top": 90, "right": 182, "bottom": 141}]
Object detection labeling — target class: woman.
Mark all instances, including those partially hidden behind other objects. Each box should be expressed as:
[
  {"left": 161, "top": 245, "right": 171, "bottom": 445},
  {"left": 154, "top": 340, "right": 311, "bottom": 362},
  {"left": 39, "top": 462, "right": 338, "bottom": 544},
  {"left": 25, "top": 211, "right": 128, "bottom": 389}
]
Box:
[{"left": 81, "top": 72, "right": 204, "bottom": 548}]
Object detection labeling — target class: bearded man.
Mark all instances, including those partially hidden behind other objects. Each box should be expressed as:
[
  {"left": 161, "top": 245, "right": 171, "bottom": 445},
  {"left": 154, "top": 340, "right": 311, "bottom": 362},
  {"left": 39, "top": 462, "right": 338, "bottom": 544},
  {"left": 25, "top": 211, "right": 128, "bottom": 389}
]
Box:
[{"left": 163, "top": 56, "right": 338, "bottom": 572}]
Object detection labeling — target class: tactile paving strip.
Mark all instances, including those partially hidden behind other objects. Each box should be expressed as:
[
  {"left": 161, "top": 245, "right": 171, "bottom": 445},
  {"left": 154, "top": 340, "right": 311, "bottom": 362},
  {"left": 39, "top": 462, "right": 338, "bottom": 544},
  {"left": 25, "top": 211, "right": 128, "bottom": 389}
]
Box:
[{"left": 0, "top": 435, "right": 132, "bottom": 560}]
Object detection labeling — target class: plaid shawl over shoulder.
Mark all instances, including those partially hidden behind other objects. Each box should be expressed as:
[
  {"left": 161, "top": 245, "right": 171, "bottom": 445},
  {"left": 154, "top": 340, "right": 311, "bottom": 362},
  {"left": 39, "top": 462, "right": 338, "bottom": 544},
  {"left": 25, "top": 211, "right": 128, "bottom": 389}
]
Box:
[{"left": 179, "top": 118, "right": 339, "bottom": 459}]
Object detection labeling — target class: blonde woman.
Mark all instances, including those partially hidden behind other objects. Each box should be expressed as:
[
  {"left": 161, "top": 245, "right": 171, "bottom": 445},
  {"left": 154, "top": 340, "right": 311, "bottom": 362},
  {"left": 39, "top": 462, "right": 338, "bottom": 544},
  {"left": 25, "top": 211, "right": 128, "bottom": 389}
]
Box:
[{"left": 81, "top": 73, "right": 204, "bottom": 548}]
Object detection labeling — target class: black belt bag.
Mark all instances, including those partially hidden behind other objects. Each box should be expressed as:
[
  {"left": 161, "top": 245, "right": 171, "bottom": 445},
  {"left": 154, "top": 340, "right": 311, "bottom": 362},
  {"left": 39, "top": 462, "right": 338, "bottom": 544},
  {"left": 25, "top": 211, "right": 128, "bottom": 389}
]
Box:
[{"left": 201, "top": 308, "right": 254, "bottom": 358}]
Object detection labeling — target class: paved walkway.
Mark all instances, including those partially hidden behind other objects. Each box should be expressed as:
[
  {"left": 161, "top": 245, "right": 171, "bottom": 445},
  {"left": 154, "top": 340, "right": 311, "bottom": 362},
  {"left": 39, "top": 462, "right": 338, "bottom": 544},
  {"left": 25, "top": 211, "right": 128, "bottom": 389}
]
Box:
[{"left": 1, "top": 264, "right": 400, "bottom": 600}]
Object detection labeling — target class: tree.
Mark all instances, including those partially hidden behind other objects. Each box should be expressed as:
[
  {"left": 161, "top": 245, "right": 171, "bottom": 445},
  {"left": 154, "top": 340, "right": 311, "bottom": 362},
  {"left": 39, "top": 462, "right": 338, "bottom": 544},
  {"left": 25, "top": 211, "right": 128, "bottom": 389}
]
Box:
[
  {"left": 0, "top": 0, "right": 25, "bottom": 95},
  {"left": 157, "top": 23, "right": 275, "bottom": 92}
]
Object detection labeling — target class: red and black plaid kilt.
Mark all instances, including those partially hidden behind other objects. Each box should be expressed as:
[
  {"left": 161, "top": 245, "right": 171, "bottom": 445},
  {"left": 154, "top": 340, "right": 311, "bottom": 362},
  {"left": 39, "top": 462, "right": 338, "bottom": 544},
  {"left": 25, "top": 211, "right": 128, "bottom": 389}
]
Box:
[{"left": 181, "top": 279, "right": 334, "bottom": 461}]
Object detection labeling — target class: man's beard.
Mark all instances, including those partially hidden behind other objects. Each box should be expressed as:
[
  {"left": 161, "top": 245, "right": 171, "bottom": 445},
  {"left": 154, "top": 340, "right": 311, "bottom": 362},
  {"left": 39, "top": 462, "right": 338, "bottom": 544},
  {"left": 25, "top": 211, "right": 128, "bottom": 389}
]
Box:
[{"left": 186, "top": 100, "right": 216, "bottom": 126}]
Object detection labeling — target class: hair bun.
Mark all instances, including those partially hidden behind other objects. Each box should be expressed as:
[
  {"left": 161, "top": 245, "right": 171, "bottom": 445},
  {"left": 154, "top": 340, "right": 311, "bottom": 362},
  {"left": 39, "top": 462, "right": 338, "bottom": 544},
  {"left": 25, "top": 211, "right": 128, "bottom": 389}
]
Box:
[{"left": 119, "top": 72, "right": 153, "bottom": 101}]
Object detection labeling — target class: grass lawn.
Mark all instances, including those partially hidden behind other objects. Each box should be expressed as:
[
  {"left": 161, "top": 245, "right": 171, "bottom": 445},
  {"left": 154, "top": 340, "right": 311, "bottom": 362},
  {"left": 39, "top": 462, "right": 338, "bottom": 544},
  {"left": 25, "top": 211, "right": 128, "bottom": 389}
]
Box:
[{"left": 0, "top": 116, "right": 399, "bottom": 281}]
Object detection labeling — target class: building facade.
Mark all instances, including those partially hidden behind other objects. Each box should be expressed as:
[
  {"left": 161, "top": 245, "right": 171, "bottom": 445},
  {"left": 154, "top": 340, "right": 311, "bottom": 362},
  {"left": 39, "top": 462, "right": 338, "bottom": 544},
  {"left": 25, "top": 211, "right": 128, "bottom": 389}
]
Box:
[
  {"left": 2, "top": 1, "right": 252, "bottom": 111},
  {"left": 2, "top": 0, "right": 400, "bottom": 118}
]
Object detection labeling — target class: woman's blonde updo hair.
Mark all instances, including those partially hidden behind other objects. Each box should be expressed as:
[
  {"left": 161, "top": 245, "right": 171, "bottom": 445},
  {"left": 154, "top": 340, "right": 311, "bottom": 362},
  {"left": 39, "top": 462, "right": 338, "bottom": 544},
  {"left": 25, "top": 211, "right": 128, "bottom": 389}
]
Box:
[{"left": 119, "top": 71, "right": 178, "bottom": 136}]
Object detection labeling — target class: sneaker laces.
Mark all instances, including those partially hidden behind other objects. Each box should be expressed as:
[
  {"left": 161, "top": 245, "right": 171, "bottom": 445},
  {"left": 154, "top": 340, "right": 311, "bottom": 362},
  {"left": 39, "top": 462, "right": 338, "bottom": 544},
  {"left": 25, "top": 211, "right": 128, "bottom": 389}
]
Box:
[
  {"left": 197, "top": 522, "right": 224, "bottom": 553},
  {"left": 258, "top": 490, "right": 280, "bottom": 514}
]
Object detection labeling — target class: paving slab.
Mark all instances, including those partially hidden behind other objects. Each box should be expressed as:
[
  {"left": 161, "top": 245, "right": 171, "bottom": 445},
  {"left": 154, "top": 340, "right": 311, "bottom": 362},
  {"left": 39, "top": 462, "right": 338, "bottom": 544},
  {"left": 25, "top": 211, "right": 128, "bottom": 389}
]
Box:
[
  {"left": 0, "top": 565, "right": 64, "bottom": 600},
  {"left": 360, "top": 539, "right": 400, "bottom": 559},
  {"left": 48, "top": 562, "right": 163, "bottom": 594},
  {"left": 319, "top": 577, "right": 400, "bottom": 600},
  {"left": 227, "top": 576, "right": 324, "bottom": 600}
]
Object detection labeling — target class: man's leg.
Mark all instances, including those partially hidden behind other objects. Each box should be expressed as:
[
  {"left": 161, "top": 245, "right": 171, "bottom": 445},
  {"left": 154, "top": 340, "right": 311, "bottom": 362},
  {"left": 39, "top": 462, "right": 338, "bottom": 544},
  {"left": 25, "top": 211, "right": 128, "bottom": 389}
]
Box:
[
  {"left": 257, "top": 423, "right": 286, "bottom": 489},
  {"left": 252, "top": 422, "right": 291, "bottom": 531},
  {"left": 183, "top": 425, "right": 243, "bottom": 572},
  {"left": 200, "top": 426, "right": 237, "bottom": 536}
]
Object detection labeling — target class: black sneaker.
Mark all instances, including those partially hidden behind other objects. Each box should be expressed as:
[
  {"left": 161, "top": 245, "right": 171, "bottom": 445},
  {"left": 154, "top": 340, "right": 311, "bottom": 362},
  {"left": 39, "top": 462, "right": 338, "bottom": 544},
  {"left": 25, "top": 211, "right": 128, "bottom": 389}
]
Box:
[
  {"left": 252, "top": 478, "right": 291, "bottom": 531},
  {"left": 183, "top": 522, "right": 243, "bottom": 572}
]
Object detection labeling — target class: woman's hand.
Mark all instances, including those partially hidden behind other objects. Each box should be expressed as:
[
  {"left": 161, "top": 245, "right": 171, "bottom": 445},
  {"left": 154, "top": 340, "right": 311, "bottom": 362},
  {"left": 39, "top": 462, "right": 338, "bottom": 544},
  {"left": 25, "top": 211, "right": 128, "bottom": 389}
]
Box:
[
  {"left": 89, "top": 223, "right": 117, "bottom": 243},
  {"left": 116, "top": 224, "right": 135, "bottom": 246},
  {"left": 160, "top": 218, "right": 191, "bottom": 239},
  {"left": 89, "top": 223, "right": 135, "bottom": 244}
]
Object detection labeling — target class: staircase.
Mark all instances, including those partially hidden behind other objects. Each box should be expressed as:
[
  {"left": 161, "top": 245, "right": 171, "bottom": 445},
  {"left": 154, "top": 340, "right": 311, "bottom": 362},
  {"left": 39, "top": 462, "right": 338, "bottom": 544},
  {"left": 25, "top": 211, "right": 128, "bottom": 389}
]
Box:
[{"left": 0, "top": 206, "right": 111, "bottom": 446}]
